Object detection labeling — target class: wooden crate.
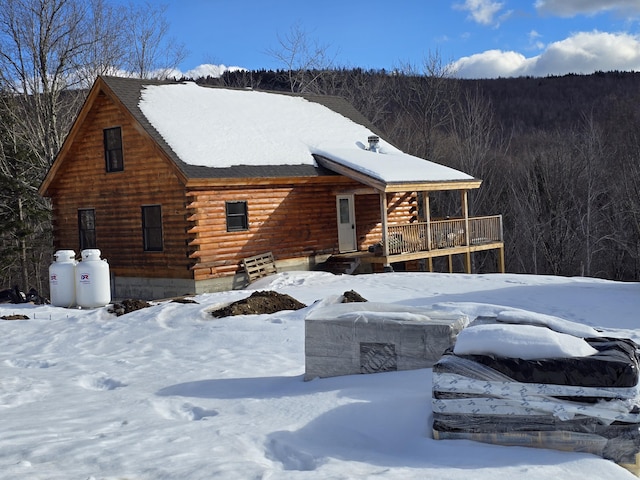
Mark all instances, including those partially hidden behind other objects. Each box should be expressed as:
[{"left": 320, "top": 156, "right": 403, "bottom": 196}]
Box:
[{"left": 433, "top": 428, "right": 640, "bottom": 476}]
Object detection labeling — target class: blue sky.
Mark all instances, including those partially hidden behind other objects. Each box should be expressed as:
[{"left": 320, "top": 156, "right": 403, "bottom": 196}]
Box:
[{"left": 148, "top": 0, "right": 640, "bottom": 78}]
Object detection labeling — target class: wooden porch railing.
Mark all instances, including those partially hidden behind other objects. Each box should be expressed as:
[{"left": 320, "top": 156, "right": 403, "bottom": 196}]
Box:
[{"left": 386, "top": 215, "right": 503, "bottom": 255}]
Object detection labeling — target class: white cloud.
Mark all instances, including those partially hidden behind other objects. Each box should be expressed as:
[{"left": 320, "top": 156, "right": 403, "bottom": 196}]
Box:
[
  {"left": 170, "top": 64, "right": 246, "bottom": 80},
  {"left": 454, "top": 0, "right": 505, "bottom": 25},
  {"left": 450, "top": 31, "right": 640, "bottom": 78},
  {"left": 528, "top": 30, "right": 545, "bottom": 50},
  {"left": 449, "top": 49, "right": 532, "bottom": 78},
  {"left": 535, "top": 0, "right": 640, "bottom": 16}
]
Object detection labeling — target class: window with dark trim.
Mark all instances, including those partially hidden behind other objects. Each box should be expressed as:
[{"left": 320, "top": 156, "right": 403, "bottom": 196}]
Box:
[
  {"left": 225, "top": 201, "right": 248, "bottom": 232},
  {"left": 104, "top": 126, "right": 124, "bottom": 172},
  {"left": 78, "top": 208, "right": 96, "bottom": 250},
  {"left": 142, "top": 205, "right": 163, "bottom": 251}
]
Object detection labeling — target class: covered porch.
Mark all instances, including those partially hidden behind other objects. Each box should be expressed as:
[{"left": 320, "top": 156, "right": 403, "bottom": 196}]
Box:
[
  {"left": 362, "top": 212, "right": 504, "bottom": 273},
  {"left": 315, "top": 153, "right": 505, "bottom": 274}
]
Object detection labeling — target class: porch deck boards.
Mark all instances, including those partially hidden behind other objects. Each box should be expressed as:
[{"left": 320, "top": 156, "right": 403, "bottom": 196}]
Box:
[
  {"left": 335, "top": 241, "right": 502, "bottom": 264},
  {"left": 333, "top": 240, "right": 504, "bottom": 274}
]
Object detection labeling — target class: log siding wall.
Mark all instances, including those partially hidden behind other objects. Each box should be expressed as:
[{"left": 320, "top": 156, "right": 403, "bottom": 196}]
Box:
[
  {"left": 387, "top": 192, "right": 419, "bottom": 225},
  {"left": 187, "top": 187, "right": 418, "bottom": 280},
  {"left": 47, "top": 92, "right": 192, "bottom": 279},
  {"left": 187, "top": 181, "right": 361, "bottom": 280}
]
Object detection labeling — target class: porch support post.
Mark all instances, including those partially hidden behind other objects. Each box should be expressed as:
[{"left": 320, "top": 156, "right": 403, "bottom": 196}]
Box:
[
  {"left": 461, "top": 189, "right": 472, "bottom": 274},
  {"left": 380, "top": 191, "right": 392, "bottom": 271},
  {"left": 498, "top": 246, "right": 505, "bottom": 273},
  {"left": 448, "top": 254, "right": 453, "bottom": 273},
  {"left": 423, "top": 192, "right": 432, "bottom": 251},
  {"left": 461, "top": 190, "right": 470, "bottom": 246},
  {"left": 497, "top": 214, "right": 505, "bottom": 273}
]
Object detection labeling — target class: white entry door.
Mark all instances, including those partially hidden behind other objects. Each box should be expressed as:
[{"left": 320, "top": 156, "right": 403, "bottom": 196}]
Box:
[{"left": 336, "top": 194, "right": 357, "bottom": 253}]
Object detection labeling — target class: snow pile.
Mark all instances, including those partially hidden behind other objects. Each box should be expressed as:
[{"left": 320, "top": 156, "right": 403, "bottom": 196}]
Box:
[
  {"left": 453, "top": 323, "right": 599, "bottom": 359},
  {"left": 496, "top": 309, "right": 602, "bottom": 337}
]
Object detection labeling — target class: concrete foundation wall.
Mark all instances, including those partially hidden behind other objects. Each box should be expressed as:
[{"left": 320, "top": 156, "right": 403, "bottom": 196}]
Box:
[
  {"left": 113, "top": 276, "right": 197, "bottom": 300},
  {"left": 112, "top": 254, "right": 331, "bottom": 300}
]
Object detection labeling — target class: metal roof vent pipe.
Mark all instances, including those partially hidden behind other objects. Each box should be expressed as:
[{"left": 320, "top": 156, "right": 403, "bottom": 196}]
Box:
[{"left": 368, "top": 135, "right": 380, "bottom": 153}]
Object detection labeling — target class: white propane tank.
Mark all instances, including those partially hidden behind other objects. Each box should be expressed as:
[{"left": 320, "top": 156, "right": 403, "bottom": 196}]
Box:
[
  {"left": 49, "top": 250, "right": 77, "bottom": 307},
  {"left": 75, "top": 249, "right": 111, "bottom": 308}
]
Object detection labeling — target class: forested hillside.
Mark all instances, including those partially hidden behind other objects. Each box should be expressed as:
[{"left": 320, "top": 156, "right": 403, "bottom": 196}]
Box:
[{"left": 196, "top": 69, "right": 640, "bottom": 280}]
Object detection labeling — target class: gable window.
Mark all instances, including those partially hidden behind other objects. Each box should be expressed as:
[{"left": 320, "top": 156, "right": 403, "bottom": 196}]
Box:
[
  {"left": 104, "top": 126, "right": 123, "bottom": 172},
  {"left": 142, "top": 205, "right": 163, "bottom": 251},
  {"left": 225, "top": 201, "right": 248, "bottom": 232},
  {"left": 78, "top": 208, "right": 96, "bottom": 250}
]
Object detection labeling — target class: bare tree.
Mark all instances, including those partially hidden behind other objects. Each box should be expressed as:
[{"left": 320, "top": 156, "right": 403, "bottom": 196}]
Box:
[
  {"left": 386, "top": 51, "right": 458, "bottom": 162},
  {"left": 506, "top": 130, "right": 587, "bottom": 276},
  {"left": 0, "top": 0, "right": 100, "bottom": 290},
  {"left": 123, "top": 1, "right": 187, "bottom": 79},
  {"left": 266, "top": 22, "right": 336, "bottom": 93},
  {"left": 444, "top": 85, "right": 510, "bottom": 272},
  {"left": 2, "top": 0, "right": 76, "bottom": 165},
  {"left": 607, "top": 130, "right": 640, "bottom": 280},
  {"left": 570, "top": 113, "right": 613, "bottom": 277},
  {"left": 75, "top": 0, "right": 129, "bottom": 84},
  {"left": 0, "top": 0, "right": 186, "bottom": 292},
  {"left": 447, "top": 86, "right": 506, "bottom": 213},
  {"left": 332, "top": 68, "right": 392, "bottom": 128}
]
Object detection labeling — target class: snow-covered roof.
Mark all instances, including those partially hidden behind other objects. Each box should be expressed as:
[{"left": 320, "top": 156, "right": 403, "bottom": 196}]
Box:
[
  {"left": 313, "top": 147, "right": 476, "bottom": 188},
  {"left": 136, "top": 81, "right": 477, "bottom": 189}
]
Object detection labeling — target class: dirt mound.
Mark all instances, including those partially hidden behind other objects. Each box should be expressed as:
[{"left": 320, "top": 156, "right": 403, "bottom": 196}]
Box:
[
  {"left": 210, "top": 289, "right": 369, "bottom": 318},
  {"left": 1, "top": 314, "right": 29, "bottom": 320},
  {"left": 109, "top": 299, "right": 152, "bottom": 316},
  {"left": 171, "top": 297, "right": 198, "bottom": 304},
  {"left": 211, "top": 290, "right": 306, "bottom": 318},
  {"left": 342, "top": 290, "right": 367, "bottom": 302}
]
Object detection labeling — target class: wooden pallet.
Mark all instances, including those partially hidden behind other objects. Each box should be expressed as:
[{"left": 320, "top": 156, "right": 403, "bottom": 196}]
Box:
[
  {"left": 620, "top": 453, "right": 640, "bottom": 476},
  {"left": 433, "top": 429, "right": 640, "bottom": 476},
  {"left": 242, "top": 252, "right": 277, "bottom": 282}
]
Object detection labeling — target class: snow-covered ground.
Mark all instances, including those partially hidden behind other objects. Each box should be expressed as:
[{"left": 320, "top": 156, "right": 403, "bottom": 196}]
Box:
[{"left": 1, "top": 271, "right": 639, "bottom": 479}]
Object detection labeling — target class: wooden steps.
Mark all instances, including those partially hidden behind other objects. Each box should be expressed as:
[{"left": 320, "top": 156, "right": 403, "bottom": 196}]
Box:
[{"left": 318, "top": 256, "right": 361, "bottom": 275}]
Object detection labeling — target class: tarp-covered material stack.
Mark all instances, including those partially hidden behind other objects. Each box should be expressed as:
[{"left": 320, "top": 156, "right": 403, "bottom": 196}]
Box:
[{"left": 431, "top": 313, "right": 640, "bottom": 475}]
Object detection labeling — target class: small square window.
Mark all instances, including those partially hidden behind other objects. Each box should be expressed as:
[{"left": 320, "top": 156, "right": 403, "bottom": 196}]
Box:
[
  {"left": 142, "top": 205, "right": 163, "bottom": 251},
  {"left": 78, "top": 208, "right": 96, "bottom": 250},
  {"left": 104, "top": 127, "right": 123, "bottom": 172},
  {"left": 225, "top": 201, "right": 248, "bottom": 232}
]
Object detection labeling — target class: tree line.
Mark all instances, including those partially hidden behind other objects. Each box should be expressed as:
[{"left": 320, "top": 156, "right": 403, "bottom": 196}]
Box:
[{"left": 2, "top": 2, "right": 640, "bottom": 294}]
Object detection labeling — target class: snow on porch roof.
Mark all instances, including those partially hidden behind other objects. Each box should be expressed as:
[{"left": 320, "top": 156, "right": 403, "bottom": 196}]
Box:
[
  {"left": 137, "top": 81, "right": 478, "bottom": 189},
  {"left": 313, "top": 148, "right": 480, "bottom": 192}
]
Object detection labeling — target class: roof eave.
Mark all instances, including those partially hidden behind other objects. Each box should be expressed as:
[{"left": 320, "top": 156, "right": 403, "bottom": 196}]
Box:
[
  {"left": 185, "top": 173, "right": 355, "bottom": 189},
  {"left": 39, "top": 77, "right": 108, "bottom": 196}
]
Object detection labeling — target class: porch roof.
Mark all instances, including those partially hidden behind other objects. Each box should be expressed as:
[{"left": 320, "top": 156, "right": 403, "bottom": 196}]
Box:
[{"left": 313, "top": 151, "right": 482, "bottom": 193}]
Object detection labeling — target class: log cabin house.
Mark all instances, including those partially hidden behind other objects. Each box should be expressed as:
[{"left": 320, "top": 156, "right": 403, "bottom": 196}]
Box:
[{"left": 39, "top": 76, "right": 504, "bottom": 300}]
